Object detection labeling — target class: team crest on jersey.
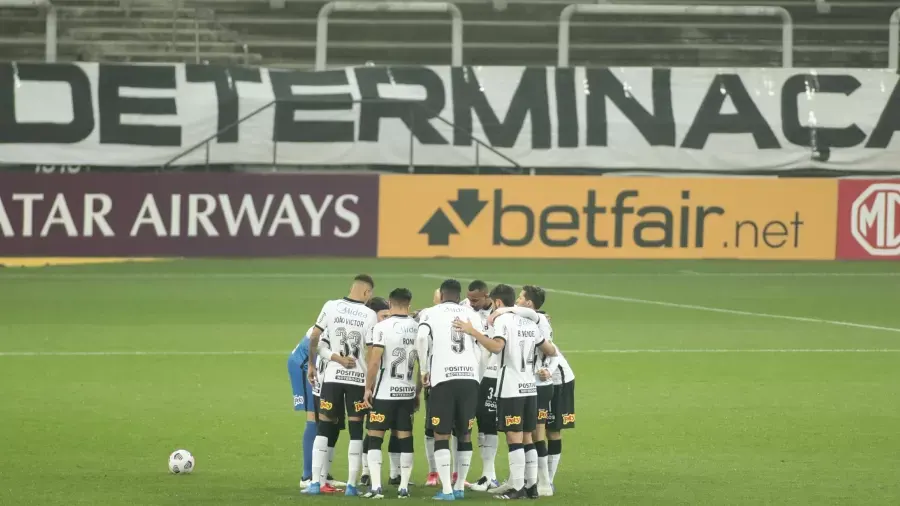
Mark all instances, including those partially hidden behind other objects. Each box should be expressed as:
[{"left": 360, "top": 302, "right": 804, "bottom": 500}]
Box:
[
  {"left": 431, "top": 417, "right": 440, "bottom": 426},
  {"left": 468, "top": 418, "right": 476, "bottom": 430},
  {"left": 319, "top": 399, "right": 333, "bottom": 410},
  {"left": 504, "top": 415, "right": 522, "bottom": 427},
  {"left": 353, "top": 401, "right": 368, "bottom": 413},
  {"left": 562, "top": 413, "right": 576, "bottom": 424},
  {"left": 369, "top": 412, "right": 386, "bottom": 423},
  {"left": 537, "top": 409, "right": 548, "bottom": 420}
]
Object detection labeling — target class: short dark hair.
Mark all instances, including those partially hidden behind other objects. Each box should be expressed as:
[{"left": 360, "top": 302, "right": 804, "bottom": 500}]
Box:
[
  {"left": 468, "top": 280, "right": 488, "bottom": 292},
  {"left": 366, "top": 296, "right": 389, "bottom": 312},
  {"left": 488, "top": 284, "right": 516, "bottom": 308},
  {"left": 354, "top": 274, "right": 374, "bottom": 288},
  {"left": 521, "top": 285, "right": 546, "bottom": 310},
  {"left": 440, "top": 279, "right": 462, "bottom": 301},
  {"left": 388, "top": 288, "right": 413, "bottom": 305}
]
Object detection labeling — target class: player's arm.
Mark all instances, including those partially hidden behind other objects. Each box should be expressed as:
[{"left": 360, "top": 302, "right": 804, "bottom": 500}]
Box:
[
  {"left": 454, "top": 315, "right": 504, "bottom": 354},
  {"left": 416, "top": 322, "right": 432, "bottom": 385},
  {"left": 537, "top": 338, "right": 557, "bottom": 357},
  {"left": 364, "top": 335, "right": 384, "bottom": 406},
  {"left": 495, "top": 305, "right": 540, "bottom": 323},
  {"left": 307, "top": 325, "right": 324, "bottom": 383}
]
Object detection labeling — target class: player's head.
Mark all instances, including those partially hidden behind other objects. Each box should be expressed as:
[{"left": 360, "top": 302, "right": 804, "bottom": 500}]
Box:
[
  {"left": 388, "top": 288, "right": 413, "bottom": 315},
  {"left": 517, "top": 285, "right": 546, "bottom": 310},
  {"left": 366, "top": 296, "right": 390, "bottom": 321},
  {"left": 467, "top": 280, "right": 491, "bottom": 310},
  {"left": 350, "top": 274, "right": 375, "bottom": 302},
  {"left": 488, "top": 283, "right": 516, "bottom": 309},
  {"left": 439, "top": 279, "right": 462, "bottom": 303}
]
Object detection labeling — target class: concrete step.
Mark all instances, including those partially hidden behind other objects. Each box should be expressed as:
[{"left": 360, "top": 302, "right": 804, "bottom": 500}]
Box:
[
  {"left": 90, "top": 48, "right": 263, "bottom": 64},
  {"left": 67, "top": 26, "right": 225, "bottom": 42}
]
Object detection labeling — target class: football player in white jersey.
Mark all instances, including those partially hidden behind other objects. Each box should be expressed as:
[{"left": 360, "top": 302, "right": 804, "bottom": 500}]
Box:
[
  {"left": 305, "top": 274, "right": 378, "bottom": 497},
  {"left": 416, "top": 279, "right": 491, "bottom": 501},
  {"left": 360, "top": 288, "right": 420, "bottom": 499},
  {"left": 517, "top": 285, "right": 558, "bottom": 497},
  {"left": 453, "top": 283, "right": 557, "bottom": 500},
  {"left": 421, "top": 287, "right": 443, "bottom": 486}
]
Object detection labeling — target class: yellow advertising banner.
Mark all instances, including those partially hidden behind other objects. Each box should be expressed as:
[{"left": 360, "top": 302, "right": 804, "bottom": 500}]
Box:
[{"left": 377, "top": 176, "right": 838, "bottom": 259}]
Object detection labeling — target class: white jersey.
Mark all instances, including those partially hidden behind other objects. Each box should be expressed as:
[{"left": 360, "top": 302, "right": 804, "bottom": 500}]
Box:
[
  {"left": 461, "top": 298, "right": 500, "bottom": 380},
  {"left": 534, "top": 313, "right": 556, "bottom": 387},
  {"left": 371, "top": 315, "right": 419, "bottom": 400},
  {"left": 417, "top": 302, "right": 482, "bottom": 386},
  {"left": 551, "top": 349, "right": 576, "bottom": 385},
  {"left": 316, "top": 298, "right": 377, "bottom": 386},
  {"left": 493, "top": 312, "right": 544, "bottom": 398}
]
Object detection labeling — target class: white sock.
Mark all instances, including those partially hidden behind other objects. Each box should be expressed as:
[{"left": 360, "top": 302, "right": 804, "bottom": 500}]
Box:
[
  {"left": 509, "top": 448, "right": 526, "bottom": 490},
  {"left": 366, "top": 449, "right": 383, "bottom": 490},
  {"left": 435, "top": 448, "right": 453, "bottom": 494},
  {"left": 400, "top": 452, "right": 414, "bottom": 490},
  {"left": 362, "top": 451, "right": 370, "bottom": 476},
  {"left": 389, "top": 452, "right": 401, "bottom": 479},
  {"left": 525, "top": 447, "right": 538, "bottom": 488},
  {"left": 425, "top": 436, "right": 437, "bottom": 473},
  {"left": 481, "top": 434, "right": 498, "bottom": 480},
  {"left": 311, "top": 435, "right": 329, "bottom": 485},
  {"left": 348, "top": 439, "right": 363, "bottom": 487},
  {"left": 548, "top": 453, "right": 561, "bottom": 482},
  {"left": 538, "top": 455, "right": 551, "bottom": 487},
  {"left": 324, "top": 445, "right": 335, "bottom": 481},
  {"left": 454, "top": 450, "right": 473, "bottom": 491},
  {"left": 450, "top": 434, "right": 458, "bottom": 475}
]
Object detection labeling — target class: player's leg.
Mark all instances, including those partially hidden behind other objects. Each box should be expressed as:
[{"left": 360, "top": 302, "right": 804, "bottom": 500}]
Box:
[
  {"left": 471, "top": 377, "right": 499, "bottom": 491},
  {"left": 451, "top": 380, "right": 479, "bottom": 497},
  {"left": 522, "top": 395, "right": 539, "bottom": 498},
  {"left": 288, "top": 357, "right": 317, "bottom": 488},
  {"left": 308, "top": 386, "right": 342, "bottom": 494},
  {"left": 344, "top": 384, "right": 368, "bottom": 496},
  {"left": 427, "top": 382, "right": 456, "bottom": 500},
  {"left": 360, "top": 416, "right": 371, "bottom": 487},
  {"left": 495, "top": 397, "right": 527, "bottom": 499},
  {"left": 361, "top": 401, "right": 389, "bottom": 498},
  {"left": 392, "top": 398, "right": 416, "bottom": 497},
  {"left": 388, "top": 431, "right": 402, "bottom": 484},
  {"left": 423, "top": 388, "right": 439, "bottom": 486},
  {"left": 534, "top": 384, "right": 554, "bottom": 496},
  {"left": 549, "top": 380, "right": 576, "bottom": 486}
]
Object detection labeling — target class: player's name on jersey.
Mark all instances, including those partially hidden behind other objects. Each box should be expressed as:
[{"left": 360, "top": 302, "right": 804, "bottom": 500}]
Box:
[
  {"left": 517, "top": 329, "right": 537, "bottom": 338},
  {"left": 443, "top": 365, "right": 476, "bottom": 378},
  {"left": 334, "top": 315, "right": 367, "bottom": 327},
  {"left": 517, "top": 382, "right": 537, "bottom": 395},
  {"left": 388, "top": 385, "right": 416, "bottom": 398},
  {"left": 334, "top": 369, "right": 366, "bottom": 383}
]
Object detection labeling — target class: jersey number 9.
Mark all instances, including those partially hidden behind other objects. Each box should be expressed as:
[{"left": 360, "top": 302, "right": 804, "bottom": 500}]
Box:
[{"left": 450, "top": 327, "right": 466, "bottom": 354}]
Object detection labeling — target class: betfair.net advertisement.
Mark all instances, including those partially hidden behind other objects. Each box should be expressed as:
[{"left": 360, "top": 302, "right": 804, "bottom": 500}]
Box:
[{"left": 377, "top": 176, "right": 838, "bottom": 259}]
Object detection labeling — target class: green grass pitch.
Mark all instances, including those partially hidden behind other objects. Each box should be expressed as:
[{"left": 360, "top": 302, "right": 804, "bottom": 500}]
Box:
[{"left": 1, "top": 258, "right": 899, "bottom": 505}]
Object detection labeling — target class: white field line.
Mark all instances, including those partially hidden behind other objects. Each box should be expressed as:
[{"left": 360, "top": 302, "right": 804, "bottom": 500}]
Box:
[
  {"left": 1, "top": 349, "right": 899, "bottom": 357},
  {"left": 420, "top": 274, "right": 900, "bottom": 334},
  {"left": 1, "top": 272, "right": 898, "bottom": 280}
]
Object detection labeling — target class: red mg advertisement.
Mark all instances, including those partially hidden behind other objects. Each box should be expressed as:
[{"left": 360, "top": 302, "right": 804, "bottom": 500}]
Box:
[{"left": 836, "top": 180, "right": 900, "bottom": 260}]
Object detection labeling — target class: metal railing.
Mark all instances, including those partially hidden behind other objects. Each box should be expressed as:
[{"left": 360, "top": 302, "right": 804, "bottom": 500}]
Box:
[
  {"left": 558, "top": 3, "right": 794, "bottom": 68},
  {"left": 889, "top": 7, "right": 900, "bottom": 69},
  {"left": 161, "top": 97, "right": 522, "bottom": 174},
  {"left": 316, "top": 1, "right": 463, "bottom": 70},
  {"left": 2, "top": 0, "right": 57, "bottom": 61}
]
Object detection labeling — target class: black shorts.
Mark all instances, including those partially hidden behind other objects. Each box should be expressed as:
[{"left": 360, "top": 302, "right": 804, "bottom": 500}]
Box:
[
  {"left": 426, "top": 379, "right": 479, "bottom": 436},
  {"left": 547, "top": 381, "right": 575, "bottom": 431},
  {"left": 368, "top": 398, "right": 415, "bottom": 432},
  {"left": 319, "top": 381, "right": 367, "bottom": 421},
  {"left": 314, "top": 394, "right": 345, "bottom": 430},
  {"left": 476, "top": 377, "right": 499, "bottom": 432},
  {"left": 497, "top": 395, "right": 537, "bottom": 433},
  {"left": 536, "top": 384, "right": 554, "bottom": 425}
]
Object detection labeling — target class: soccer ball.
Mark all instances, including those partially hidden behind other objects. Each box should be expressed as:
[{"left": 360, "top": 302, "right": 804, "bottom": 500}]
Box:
[{"left": 168, "top": 449, "right": 195, "bottom": 474}]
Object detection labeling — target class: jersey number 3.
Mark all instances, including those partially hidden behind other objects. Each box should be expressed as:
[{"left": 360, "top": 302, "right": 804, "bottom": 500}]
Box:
[{"left": 335, "top": 327, "right": 362, "bottom": 359}]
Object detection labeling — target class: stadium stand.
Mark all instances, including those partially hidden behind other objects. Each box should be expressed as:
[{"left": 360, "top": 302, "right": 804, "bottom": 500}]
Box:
[{"left": 0, "top": 0, "right": 897, "bottom": 67}]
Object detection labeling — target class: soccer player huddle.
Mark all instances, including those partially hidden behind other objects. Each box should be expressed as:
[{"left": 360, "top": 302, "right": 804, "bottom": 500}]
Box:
[{"left": 287, "top": 275, "right": 576, "bottom": 500}]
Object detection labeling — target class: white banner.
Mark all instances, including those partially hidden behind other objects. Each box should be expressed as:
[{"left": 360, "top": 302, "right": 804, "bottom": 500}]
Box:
[{"left": 2, "top": 62, "right": 900, "bottom": 171}]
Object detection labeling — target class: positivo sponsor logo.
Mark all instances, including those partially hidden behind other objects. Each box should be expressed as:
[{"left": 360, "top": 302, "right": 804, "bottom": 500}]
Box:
[{"left": 850, "top": 183, "right": 900, "bottom": 256}]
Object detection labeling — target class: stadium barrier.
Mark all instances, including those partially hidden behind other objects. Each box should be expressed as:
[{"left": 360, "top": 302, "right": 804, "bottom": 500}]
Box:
[{"left": 0, "top": 173, "right": 896, "bottom": 260}]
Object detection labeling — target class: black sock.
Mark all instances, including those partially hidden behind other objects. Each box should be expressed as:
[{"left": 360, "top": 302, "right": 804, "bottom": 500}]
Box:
[
  {"left": 388, "top": 433, "right": 401, "bottom": 453},
  {"left": 535, "top": 440, "right": 548, "bottom": 458},
  {"left": 548, "top": 439, "right": 561, "bottom": 455}
]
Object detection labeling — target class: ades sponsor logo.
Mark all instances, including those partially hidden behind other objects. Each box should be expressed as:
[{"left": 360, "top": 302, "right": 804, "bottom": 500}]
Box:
[
  {"left": 293, "top": 395, "right": 304, "bottom": 408},
  {"left": 319, "top": 399, "right": 333, "bottom": 411},
  {"left": 504, "top": 416, "right": 522, "bottom": 427},
  {"left": 537, "top": 409, "right": 549, "bottom": 420},
  {"left": 431, "top": 417, "right": 441, "bottom": 426},
  {"left": 353, "top": 401, "right": 368, "bottom": 413},
  {"left": 369, "top": 412, "right": 386, "bottom": 423},
  {"left": 562, "top": 414, "right": 576, "bottom": 425}
]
